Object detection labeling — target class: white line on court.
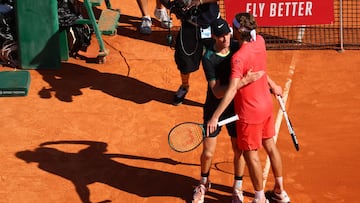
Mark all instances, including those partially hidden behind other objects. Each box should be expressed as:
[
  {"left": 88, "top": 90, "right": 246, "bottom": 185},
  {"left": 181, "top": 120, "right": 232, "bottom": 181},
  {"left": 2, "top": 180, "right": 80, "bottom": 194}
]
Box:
[{"left": 262, "top": 52, "right": 297, "bottom": 188}]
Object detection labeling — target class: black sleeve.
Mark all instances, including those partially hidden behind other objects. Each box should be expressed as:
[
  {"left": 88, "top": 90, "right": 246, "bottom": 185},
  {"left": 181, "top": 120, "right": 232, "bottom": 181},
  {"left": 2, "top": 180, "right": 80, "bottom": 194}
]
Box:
[{"left": 202, "top": 50, "right": 216, "bottom": 82}]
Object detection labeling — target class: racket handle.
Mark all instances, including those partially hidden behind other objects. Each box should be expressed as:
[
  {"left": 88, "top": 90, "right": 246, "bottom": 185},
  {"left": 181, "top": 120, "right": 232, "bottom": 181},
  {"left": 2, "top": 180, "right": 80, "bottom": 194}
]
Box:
[
  {"left": 292, "top": 134, "right": 300, "bottom": 151},
  {"left": 276, "top": 95, "right": 300, "bottom": 151},
  {"left": 218, "top": 115, "right": 239, "bottom": 126},
  {"left": 276, "top": 95, "right": 286, "bottom": 112}
]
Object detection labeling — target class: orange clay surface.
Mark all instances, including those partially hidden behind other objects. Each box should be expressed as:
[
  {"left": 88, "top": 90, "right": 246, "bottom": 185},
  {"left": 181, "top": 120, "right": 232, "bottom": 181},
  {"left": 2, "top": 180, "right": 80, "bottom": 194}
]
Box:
[{"left": 1, "top": 1, "right": 360, "bottom": 203}]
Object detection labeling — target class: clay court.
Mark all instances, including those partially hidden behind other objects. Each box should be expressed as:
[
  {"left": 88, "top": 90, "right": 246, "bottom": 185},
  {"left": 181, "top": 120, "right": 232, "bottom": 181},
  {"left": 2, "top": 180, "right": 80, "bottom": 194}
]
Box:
[{"left": 1, "top": 0, "right": 360, "bottom": 202}]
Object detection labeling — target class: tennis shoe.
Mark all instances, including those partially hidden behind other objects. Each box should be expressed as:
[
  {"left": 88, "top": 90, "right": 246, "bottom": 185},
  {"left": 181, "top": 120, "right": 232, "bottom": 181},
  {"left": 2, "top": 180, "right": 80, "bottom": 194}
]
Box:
[
  {"left": 269, "top": 190, "right": 290, "bottom": 203},
  {"left": 251, "top": 198, "right": 269, "bottom": 203},
  {"left": 139, "top": 16, "right": 152, "bottom": 34},
  {"left": 154, "top": 8, "right": 172, "bottom": 29},
  {"left": 232, "top": 189, "right": 244, "bottom": 203},
  {"left": 192, "top": 181, "right": 211, "bottom": 203},
  {"left": 173, "top": 86, "right": 188, "bottom": 106}
]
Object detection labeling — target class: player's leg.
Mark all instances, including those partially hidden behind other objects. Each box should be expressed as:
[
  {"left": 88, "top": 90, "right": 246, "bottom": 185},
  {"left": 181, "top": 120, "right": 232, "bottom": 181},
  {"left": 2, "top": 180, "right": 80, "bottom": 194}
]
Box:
[
  {"left": 243, "top": 149, "right": 267, "bottom": 203},
  {"left": 262, "top": 139, "right": 290, "bottom": 203},
  {"left": 200, "top": 136, "right": 217, "bottom": 182},
  {"left": 227, "top": 120, "right": 245, "bottom": 203},
  {"left": 136, "top": 0, "right": 148, "bottom": 16},
  {"left": 237, "top": 122, "right": 268, "bottom": 203},
  {"left": 136, "top": 0, "right": 152, "bottom": 34},
  {"left": 262, "top": 138, "right": 283, "bottom": 189},
  {"left": 262, "top": 115, "right": 290, "bottom": 203},
  {"left": 231, "top": 136, "right": 245, "bottom": 203},
  {"left": 154, "top": 0, "right": 172, "bottom": 28},
  {"left": 192, "top": 136, "right": 216, "bottom": 203}
]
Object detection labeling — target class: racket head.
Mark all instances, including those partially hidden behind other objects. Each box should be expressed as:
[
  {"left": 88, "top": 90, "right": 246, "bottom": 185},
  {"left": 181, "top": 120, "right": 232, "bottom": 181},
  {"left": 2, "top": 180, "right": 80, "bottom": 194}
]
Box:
[{"left": 168, "top": 122, "right": 205, "bottom": 153}]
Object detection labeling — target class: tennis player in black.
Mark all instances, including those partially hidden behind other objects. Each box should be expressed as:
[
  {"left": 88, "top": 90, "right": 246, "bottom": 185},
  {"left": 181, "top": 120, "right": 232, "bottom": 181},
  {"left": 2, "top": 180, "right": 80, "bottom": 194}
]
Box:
[{"left": 192, "top": 18, "right": 264, "bottom": 203}]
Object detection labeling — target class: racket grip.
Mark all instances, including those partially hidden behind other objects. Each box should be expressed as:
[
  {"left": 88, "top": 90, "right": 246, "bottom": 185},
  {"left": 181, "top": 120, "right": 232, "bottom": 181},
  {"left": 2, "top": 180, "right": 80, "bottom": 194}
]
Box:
[
  {"left": 276, "top": 95, "right": 286, "bottom": 112},
  {"left": 218, "top": 115, "right": 239, "bottom": 126},
  {"left": 292, "top": 136, "right": 300, "bottom": 151}
]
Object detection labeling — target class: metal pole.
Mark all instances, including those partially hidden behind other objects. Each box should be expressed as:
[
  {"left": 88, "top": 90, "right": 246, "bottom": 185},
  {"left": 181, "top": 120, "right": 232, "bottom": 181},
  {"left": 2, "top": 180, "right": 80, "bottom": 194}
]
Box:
[
  {"left": 297, "top": 25, "right": 306, "bottom": 43},
  {"left": 339, "top": 0, "right": 345, "bottom": 52}
]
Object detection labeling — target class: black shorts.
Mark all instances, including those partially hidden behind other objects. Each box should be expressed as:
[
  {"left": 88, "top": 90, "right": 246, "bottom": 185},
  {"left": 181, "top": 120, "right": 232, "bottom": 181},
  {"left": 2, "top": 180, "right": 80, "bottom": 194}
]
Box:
[
  {"left": 204, "top": 108, "right": 237, "bottom": 138},
  {"left": 203, "top": 98, "right": 237, "bottom": 137},
  {"left": 174, "top": 21, "right": 212, "bottom": 74},
  {"left": 224, "top": 121, "right": 237, "bottom": 138}
]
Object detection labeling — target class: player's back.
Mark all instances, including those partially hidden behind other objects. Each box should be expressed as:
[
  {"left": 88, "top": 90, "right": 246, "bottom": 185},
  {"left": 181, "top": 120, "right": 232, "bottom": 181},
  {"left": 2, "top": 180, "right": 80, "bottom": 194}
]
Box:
[{"left": 232, "top": 35, "right": 273, "bottom": 124}]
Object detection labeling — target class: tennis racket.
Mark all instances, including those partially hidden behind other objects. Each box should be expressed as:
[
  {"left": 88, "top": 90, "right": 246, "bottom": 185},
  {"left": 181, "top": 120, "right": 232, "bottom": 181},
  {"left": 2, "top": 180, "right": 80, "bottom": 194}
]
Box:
[
  {"left": 168, "top": 115, "right": 239, "bottom": 152},
  {"left": 276, "top": 95, "right": 300, "bottom": 151}
]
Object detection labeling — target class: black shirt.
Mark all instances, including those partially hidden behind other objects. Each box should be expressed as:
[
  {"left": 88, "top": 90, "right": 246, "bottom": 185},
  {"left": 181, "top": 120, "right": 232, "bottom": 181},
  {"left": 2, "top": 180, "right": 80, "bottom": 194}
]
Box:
[{"left": 202, "top": 39, "right": 239, "bottom": 121}]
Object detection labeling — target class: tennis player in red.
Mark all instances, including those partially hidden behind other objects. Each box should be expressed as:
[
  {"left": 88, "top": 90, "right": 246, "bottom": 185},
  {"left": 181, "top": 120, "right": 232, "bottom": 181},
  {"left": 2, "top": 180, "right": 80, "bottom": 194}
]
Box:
[{"left": 206, "top": 13, "right": 290, "bottom": 203}]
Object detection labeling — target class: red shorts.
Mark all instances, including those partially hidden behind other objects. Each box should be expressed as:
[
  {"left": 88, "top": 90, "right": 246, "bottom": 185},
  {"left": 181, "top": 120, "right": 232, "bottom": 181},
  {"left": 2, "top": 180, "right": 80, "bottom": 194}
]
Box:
[{"left": 236, "top": 114, "right": 275, "bottom": 150}]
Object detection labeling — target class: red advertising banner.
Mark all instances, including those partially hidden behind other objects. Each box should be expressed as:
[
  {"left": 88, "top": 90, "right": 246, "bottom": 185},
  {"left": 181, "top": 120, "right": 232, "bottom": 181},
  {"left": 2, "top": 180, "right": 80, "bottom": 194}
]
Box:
[{"left": 224, "top": 0, "right": 334, "bottom": 26}]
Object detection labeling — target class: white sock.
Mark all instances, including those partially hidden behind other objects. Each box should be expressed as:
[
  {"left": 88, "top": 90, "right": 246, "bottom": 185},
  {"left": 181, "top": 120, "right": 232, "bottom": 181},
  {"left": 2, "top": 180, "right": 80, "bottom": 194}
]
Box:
[
  {"left": 156, "top": 8, "right": 166, "bottom": 12},
  {"left": 234, "top": 179, "right": 243, "bottom": 191},
  {"left": 254, "top": 190, "right": 265, "bottom": 201},
  {"left": 275, "top": 176, "right": 284, "bottom": 192},
  {"left": 200, "top": 176, "right": 208, "bottom": 185},
  {"left": 143, "top": 15, "right": 151, "bottom": 20}
]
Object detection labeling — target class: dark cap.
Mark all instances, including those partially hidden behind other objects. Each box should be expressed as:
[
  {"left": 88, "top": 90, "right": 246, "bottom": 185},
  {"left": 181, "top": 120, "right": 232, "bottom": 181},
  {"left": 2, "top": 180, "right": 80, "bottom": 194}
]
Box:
[{"left": 211, "top": 18, "right": 231, "bottom": 37}]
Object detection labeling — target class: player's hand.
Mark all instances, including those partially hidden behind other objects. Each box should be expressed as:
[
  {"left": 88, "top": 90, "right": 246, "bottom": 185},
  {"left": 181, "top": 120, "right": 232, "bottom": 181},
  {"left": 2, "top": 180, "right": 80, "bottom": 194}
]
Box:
[
  {"left": 243, "top": 69, "right": 265, "bottom": 85},
  {"left": 206, "top": 117, "right": 219, "bottom": 137},
  {"left": 270, "top": 84, "right": 283, "bottom": 96}
]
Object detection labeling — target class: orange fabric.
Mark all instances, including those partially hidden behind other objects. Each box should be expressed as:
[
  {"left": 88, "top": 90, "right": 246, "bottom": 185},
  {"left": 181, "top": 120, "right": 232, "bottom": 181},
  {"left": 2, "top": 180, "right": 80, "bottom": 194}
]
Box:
[
  {"left": 231, "top": 35, "right": 273, "bottom": 124},
  {"left": 236, "top": 114, "right": 275, "bottom": 150}
]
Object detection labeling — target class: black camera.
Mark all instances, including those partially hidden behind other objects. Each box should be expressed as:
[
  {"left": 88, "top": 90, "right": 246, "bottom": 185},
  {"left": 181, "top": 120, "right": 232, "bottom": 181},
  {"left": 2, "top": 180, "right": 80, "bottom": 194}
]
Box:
[{"left": 161, "top": 0, "right": 200, "bottom": 21}]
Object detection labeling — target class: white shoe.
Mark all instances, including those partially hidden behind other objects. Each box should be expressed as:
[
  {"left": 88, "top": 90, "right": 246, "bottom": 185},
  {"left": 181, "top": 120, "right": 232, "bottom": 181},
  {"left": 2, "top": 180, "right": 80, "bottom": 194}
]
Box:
[
  {"left": 232, "top": 189, "right": 244, "bottom": 203},
  {"left": 192, "top": 181, "right": 211, "bottom": 203},
  {"left": 139, "top": 16, "right": 152, "bottom": 34},
  {"left": 251, "top": 198, "right": 269, "bottom": 203},
  {"left": 154, "top": 8, "right": 172, "bottom": 29},
  {"left": 269, "top": 190, "right": 291, "bottom": 203}
]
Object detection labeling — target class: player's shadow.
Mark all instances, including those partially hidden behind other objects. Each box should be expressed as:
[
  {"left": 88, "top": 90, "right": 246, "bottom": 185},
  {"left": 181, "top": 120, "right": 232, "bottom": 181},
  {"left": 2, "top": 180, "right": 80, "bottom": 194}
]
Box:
[
  {"left": 36, "top": 62, "right": 202, "bottom": 107},
  {"left": 15, "top": 140, "right": 232, "bottom": 203}
]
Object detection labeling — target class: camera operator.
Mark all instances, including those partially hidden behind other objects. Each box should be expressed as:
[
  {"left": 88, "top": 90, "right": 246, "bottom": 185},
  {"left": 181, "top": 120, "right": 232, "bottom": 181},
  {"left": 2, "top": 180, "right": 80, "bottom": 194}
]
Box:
[{"left": 162, "top": 0, "right": 220, "bottom": 105}]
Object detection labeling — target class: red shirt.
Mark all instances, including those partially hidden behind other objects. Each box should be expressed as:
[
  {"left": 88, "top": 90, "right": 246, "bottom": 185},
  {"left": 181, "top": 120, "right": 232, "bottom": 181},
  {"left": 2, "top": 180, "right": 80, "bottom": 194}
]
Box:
[{"left": 230, "top": 35, "right": 273, "bottom": 124}]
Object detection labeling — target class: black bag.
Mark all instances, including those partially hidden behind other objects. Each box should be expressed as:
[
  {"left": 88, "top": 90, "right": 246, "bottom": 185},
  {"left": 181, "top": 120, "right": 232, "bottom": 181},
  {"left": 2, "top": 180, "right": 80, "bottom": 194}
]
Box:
[
  {"left": 68, "top": 24, "right": 92, "bottom": 56},
  {"left": 57, "top": 0, "right": 93, "bottom": 57},
  {"left": 0, "top": 2, "right": 17, "bottom": 67}
]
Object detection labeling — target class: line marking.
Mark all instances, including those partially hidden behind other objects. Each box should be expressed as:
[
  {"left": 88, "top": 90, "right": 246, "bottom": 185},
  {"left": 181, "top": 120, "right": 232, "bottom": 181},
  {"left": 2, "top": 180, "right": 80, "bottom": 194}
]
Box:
[{"left": 263, "top": 52, "right": 297, "bottom": 188}]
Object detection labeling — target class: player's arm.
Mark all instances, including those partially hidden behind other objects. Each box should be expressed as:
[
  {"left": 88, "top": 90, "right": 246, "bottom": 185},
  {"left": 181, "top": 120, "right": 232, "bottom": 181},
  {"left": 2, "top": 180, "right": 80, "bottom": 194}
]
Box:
[
  {"left": 267, "top": 75, "right": 283, "bottom": 96},
  {"left": 206, "top": 77, "right": 240, "bottom": 136},
  {"left": 242, "top": 69, "right": 265, "bottom": 88},
  {"left": 210, "top": 69, "right": 265, "bottom": 99},
  {"left": 209, "top": 80, "right": 228, "bottom": 99}
]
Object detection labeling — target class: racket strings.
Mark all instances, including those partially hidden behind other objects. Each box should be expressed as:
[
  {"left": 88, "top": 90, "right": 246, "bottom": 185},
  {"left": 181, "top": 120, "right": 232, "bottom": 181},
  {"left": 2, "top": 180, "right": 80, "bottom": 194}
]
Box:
[{"left": 168, "top": 123, "right": 204, "bottom": 152}]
